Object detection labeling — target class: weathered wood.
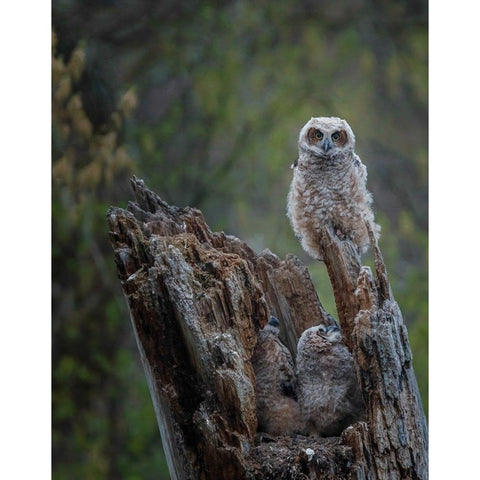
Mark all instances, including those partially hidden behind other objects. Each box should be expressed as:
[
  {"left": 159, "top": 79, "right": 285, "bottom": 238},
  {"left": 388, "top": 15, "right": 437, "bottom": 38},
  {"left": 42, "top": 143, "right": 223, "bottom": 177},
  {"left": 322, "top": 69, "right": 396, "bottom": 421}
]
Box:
[
  {"left": 107, "top": 177, "right": 427, "bottom": 479},
  {"left": 319, "top": 224, "right": 428, "bottom": 479}
]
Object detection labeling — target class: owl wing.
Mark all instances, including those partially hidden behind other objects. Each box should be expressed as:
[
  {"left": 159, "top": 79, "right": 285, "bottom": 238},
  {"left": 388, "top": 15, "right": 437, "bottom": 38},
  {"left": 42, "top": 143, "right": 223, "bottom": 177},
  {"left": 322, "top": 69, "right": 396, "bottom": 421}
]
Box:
[{"left": 353, "top": 153, "right": 368, "bottom": 182}]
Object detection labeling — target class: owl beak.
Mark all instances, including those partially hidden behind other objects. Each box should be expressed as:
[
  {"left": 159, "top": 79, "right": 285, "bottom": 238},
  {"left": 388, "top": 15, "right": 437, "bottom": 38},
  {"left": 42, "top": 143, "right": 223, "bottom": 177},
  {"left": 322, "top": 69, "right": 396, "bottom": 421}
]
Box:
[{"left": 323, "top": 138, "right": 333, "bottom": 152}]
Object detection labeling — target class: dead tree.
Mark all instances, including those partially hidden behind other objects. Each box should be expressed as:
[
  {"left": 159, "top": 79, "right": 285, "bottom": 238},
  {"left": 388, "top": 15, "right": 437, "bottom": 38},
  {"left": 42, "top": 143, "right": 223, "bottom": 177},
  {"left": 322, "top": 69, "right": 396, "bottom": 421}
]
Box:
[{"left": 107, "top": 177, "right": 428, "bottom": 479}]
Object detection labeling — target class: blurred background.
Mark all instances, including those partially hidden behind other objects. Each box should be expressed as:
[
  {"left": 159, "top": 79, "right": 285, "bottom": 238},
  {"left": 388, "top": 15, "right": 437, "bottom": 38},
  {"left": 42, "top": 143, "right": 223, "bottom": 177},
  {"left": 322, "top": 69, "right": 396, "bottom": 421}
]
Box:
[{"left": 52, "top": 1, "right": 427, "bottom": 478}]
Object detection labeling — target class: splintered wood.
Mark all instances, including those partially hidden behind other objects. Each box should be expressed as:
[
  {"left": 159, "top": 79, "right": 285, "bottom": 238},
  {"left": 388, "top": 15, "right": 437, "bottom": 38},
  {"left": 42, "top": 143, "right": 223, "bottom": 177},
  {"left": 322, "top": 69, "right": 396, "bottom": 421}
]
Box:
[{"left": 107, "top": 177, "right": 427, "bottom": 480}]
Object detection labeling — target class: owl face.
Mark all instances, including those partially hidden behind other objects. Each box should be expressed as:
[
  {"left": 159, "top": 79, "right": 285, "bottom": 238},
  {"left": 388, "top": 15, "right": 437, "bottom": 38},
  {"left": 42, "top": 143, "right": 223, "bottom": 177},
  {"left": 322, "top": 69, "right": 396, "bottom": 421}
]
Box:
[
  {"left": 298, "top": 117, "right": 355, "bottom": 160},
  {"left": 297, "top": 324, "right": 343, "bottom": 355},
  {"left": 314, "top": 324, "right": 342, "bottom": 344}
]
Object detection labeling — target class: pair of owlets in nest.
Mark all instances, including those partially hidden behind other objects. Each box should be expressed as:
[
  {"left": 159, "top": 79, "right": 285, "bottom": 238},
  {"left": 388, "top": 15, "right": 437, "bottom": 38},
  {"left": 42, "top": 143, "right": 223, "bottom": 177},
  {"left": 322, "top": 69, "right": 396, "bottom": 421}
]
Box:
[
  {"left": 252, "top": 316, "right": 365, "bottom": 437},
  {"left": 252, "top": 117, "right": 380, "bottom": 436}
]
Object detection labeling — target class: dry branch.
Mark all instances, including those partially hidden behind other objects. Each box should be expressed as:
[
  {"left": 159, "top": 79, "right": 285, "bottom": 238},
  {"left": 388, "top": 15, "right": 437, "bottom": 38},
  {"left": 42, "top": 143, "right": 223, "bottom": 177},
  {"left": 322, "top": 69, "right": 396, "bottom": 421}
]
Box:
[{"left": 107, "top": 177, "right": 427, "bottom": 479}]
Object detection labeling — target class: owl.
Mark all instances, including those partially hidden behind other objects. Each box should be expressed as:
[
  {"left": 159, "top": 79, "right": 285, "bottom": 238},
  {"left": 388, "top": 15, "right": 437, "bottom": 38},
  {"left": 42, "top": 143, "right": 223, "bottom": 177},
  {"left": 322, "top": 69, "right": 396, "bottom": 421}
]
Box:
[
  {"left": 296, "top": 319, "right": 365, "bottom": 437},
  {"left": 251, "top": 317, "right": 304, "bottom": 436},
  {"left": 287, "top": 116, "right": 380, "bottom": 260}
]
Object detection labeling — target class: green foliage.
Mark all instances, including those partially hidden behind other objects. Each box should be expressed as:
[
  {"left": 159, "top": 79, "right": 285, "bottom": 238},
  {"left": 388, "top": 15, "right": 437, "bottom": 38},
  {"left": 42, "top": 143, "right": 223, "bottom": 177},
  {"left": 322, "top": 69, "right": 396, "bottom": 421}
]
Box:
[
  {"left": 52, "top": 35, "right": 169, "bottom": 479},
  {"left": 53, "top": 1, "right": 428, "bottom": 476}
]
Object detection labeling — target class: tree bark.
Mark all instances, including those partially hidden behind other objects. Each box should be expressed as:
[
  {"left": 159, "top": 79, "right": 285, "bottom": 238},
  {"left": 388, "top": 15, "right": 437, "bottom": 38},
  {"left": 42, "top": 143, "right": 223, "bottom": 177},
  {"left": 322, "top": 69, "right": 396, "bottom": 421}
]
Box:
[{"left": 107, "top": 177, "right": 428, "bottom": 479}]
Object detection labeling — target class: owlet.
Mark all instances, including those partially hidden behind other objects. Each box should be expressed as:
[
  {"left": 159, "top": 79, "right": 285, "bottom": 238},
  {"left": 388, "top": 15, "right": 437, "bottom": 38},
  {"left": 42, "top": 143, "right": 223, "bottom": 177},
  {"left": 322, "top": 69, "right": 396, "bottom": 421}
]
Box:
[
  {"left": 296, "top": 321, "right": 365, "bottom": 437},
  {"left": 287, "top": 116, "right": 380, "bottom": 259},
  {"left": 251, "top": 317, "right": 304, "bottom": 436}
]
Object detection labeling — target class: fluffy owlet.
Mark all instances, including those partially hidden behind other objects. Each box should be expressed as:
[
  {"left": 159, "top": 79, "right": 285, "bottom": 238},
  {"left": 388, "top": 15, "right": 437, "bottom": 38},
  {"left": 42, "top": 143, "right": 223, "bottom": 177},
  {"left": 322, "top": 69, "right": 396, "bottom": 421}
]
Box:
[
  {"left": 296, "top": 320, "right": 365, "bottom": 437},
  {"left": 287, "top": 116, "right": 380, "bottom": 259},
  {"left": 251, "top": 317, "right": 304, "bottom": 436}
]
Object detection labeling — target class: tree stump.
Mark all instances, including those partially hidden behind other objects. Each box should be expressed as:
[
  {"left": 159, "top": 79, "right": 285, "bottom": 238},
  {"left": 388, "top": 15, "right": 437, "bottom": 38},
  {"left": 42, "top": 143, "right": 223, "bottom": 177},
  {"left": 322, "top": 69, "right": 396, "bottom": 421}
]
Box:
[{"left": 107, "top": 177, "right": 428, "bottom": 479}]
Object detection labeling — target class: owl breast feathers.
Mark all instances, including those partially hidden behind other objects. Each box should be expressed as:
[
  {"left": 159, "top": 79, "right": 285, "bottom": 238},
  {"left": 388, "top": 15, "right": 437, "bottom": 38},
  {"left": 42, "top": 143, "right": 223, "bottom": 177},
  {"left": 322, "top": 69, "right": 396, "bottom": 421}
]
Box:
[
  {"left": 295, "top": 323, "right": 365, "bottom": 437},
  {"left": 287, "top": 116, "right": 380, "bottom": 260}
]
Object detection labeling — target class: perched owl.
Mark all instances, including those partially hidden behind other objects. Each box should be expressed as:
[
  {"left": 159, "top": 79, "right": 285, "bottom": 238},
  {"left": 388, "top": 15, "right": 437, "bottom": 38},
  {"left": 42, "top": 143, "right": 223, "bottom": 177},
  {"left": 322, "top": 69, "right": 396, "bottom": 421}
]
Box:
[
  {"left": 251, "top": 317, "right": 304, "bottom": 436},
  {"left": 296, "top": 319, "right": 365, "bottom": 437},
  {"left": 287, "top": 116, "right": 380, "bottom": 259}
]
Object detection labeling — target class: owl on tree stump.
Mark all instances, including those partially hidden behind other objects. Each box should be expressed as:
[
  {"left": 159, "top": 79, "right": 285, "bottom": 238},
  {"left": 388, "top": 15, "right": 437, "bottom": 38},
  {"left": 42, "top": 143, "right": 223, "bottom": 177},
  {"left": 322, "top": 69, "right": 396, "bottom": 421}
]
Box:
[
  {"left": 251, "top": 317, "right": 304, "bottom": 436},
  {"left": 295, "top": 319, "right": 365, "bottom": 437},
  {"left": 287, "top": 116, "right": 380, "bottom": 260}
]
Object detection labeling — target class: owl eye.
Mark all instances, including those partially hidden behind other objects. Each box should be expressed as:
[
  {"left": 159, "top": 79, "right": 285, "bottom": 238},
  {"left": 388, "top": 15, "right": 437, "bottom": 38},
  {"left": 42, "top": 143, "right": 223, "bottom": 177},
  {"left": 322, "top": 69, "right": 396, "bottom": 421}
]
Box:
[
  {"left": 315, "top": 130, "right": 323, "bottom": 140},
  {"left": 331, "top": 132, "right": 340, "bottom": 141},
  {"left": 316, "top": 325, "right": 327, "bottom": 336}
]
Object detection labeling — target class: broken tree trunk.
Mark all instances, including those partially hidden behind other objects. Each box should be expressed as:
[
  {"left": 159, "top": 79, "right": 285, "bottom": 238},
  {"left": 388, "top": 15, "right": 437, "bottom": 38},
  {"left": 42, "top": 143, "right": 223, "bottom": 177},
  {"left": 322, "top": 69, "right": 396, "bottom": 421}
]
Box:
[{"left": 107, "top": 177, "right": 428, "bottom": 480}]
